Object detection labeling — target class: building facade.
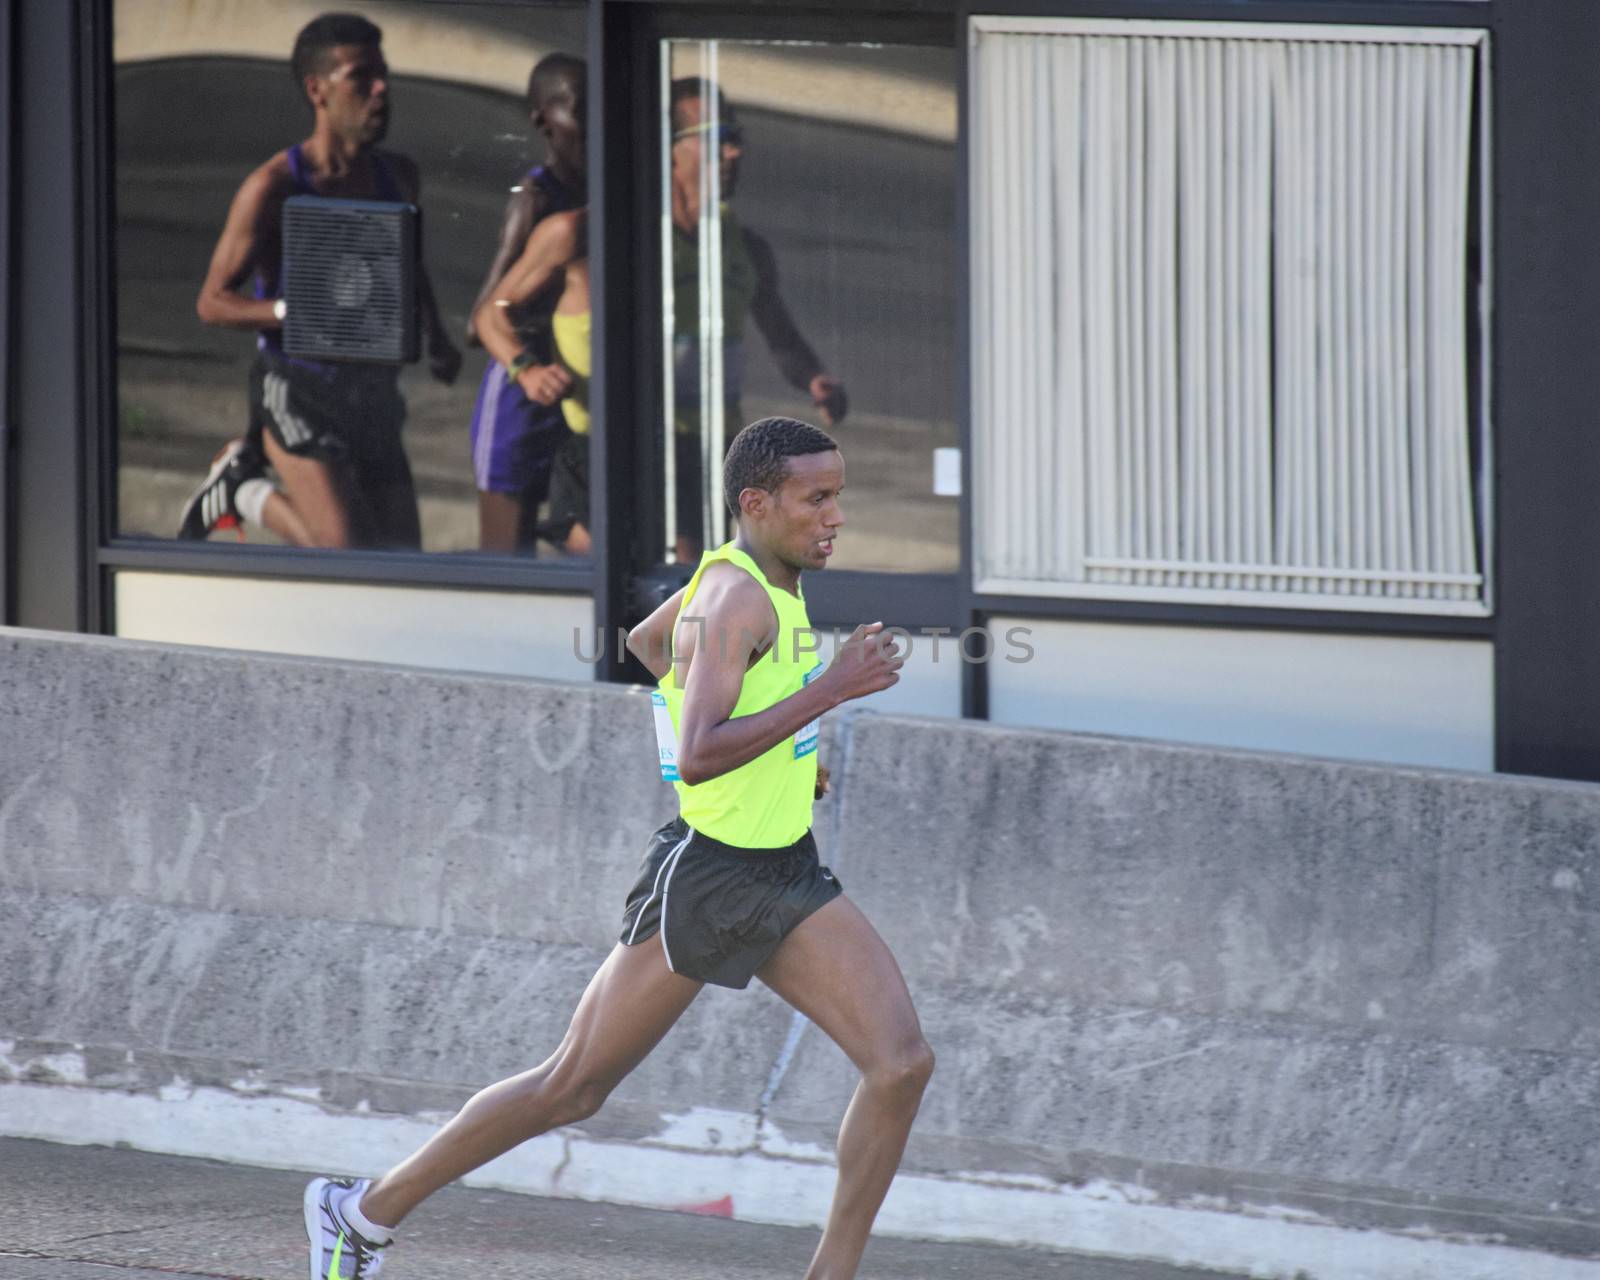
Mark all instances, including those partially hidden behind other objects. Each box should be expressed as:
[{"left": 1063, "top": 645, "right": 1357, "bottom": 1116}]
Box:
[{"left": 3, "top": 0, "right": 1594, "bottom": 780}]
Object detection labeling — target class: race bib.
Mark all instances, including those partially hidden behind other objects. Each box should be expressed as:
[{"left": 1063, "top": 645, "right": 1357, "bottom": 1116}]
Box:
[
  {"left": 793, "top": 664, "right": 824, "bottom": 759},
  {"left": 652, "top": 691, "right": 681, "bottom": 782}
]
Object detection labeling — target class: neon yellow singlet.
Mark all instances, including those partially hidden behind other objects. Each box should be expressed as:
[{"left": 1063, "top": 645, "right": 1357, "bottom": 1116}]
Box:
[
  {"left": 651, "top": 543, "right": 824, "bottom": 848},
  {"left": 551, "top": 310, "right": 590, "bottom": 435}
]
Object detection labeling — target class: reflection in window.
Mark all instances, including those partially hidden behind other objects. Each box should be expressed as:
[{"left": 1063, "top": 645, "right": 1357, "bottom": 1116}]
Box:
[
  {"left": 114, "top": 1, "right": 586, "bottom": 555},
  {"left": 661, "top": 40, "right": 958, "bottom": 573}
]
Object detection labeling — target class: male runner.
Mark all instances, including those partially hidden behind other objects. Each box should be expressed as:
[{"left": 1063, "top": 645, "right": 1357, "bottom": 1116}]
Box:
[
  {"left": 304, "top": 416, "right": 933, "bottom": 1280},
  {"left": 669, "top": 78, "right": 848, "bottom": 561},
  {"left": 464, "top": 54, "right": 587, "bottom": 553},
  {"left": 186, "top": 12, "right": 460, "bottom": 550},
  {"left": 473, "top": 207, "right": 591, "bottom": 554}
]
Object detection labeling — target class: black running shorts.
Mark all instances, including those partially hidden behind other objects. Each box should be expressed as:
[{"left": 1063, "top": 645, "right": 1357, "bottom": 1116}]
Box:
[
  {"left": 542, "top": 430, "right": 590, "bottom": 540},
  {"left": 620, "top": 817, "right": 843, "bottom": 989},
  {"left": 247, "top": 351, "right": 408, "bottom": 482}
]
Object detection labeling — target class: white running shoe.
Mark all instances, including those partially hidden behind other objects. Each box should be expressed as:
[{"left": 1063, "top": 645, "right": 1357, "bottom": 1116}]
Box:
[{"left": 304, "top": 1176, "right": 387, "bottom": 1280}]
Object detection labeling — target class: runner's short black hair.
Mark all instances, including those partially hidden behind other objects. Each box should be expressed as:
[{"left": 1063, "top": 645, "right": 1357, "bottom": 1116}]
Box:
[
  {"left": 724, "top": 417, "right": 838, "bottom": 516},
  {"left": 291, "top": 14, "right": 383, "bottom": 104},
  {"left": 528, "top": 52, "right": 585, "bottom": 116},
  {"left": 669, "top": 76, "right": 734, "bottom": 132}
]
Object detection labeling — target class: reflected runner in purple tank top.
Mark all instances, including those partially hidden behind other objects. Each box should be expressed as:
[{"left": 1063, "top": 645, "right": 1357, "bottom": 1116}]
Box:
[
  {"left": 463, "top": 54, "right": 587, "bottom": 554},
  {"left": 182, "top": 13, "right": 460, "bottom": 550}
]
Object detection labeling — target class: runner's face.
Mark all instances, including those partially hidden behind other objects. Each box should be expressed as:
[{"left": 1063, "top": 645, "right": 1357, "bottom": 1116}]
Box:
[
  {"left": 671, "top": 95, "right": 743, "bottom": 200},
  {"left": 764, "top": 451, "right": 845, "bottom": 572},
  {"left": 538, "top": 80, "right": 587, "bottom": 179},
  {"left": 315, "top": 44, "right": 391, "bottom": 145}
]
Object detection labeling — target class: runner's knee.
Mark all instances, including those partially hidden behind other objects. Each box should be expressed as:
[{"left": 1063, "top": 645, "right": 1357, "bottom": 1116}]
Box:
[
  {"left": 867, "top": 1034, "right": 934, "bottom": 1097},
  {"left": 541, "top": 1065, "right": 615, "bottom": 1127}
]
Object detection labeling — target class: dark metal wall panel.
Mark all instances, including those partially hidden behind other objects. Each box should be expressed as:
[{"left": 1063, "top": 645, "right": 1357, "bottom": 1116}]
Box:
[
  {"left": 12, "top": 0, "right": 86, "bottom": 632},
  {"left": 1491, "top": 0, "right": 1600, "bottom": 781},
  {"left": 590, "top": 0, "right": 641, "bottom": 681},
  {"left": 0, "top": 0, "right": 13, "bottom": 624}
]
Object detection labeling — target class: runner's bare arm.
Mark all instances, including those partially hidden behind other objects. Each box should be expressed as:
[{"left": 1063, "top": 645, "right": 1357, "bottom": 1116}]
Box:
[
  {"left": 195, "top": 161, "right": 287, "bottom": 331},
  {"left": 465, "top": 185, "right": 541, "bottom": 345},
  {"left": 475, "top": 209, "right": 585, "bottom": 404},
  {"left": 626, "top": 586, "right": 688, "bottom": 681},
  {"left": 744, "top": 227, "right": 847, "bottom": 425},
  {"left": 675, "top": 571, "right": 901, "bottom": 786}
]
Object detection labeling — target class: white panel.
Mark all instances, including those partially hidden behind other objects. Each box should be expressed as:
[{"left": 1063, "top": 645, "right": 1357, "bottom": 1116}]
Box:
[
  {"left": 114, "top": 572, "right": 596, "bottom": 682},
  {"left": 987, "top": 616, "right": 1494, "bottom": 772}
]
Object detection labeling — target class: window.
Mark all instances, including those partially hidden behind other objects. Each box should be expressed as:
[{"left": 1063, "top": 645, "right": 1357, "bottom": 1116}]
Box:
[
  {"left": 113, "top": 1, "right": 588, "bottom": 559},
  {"left": 970, "top": 20, "right": 1490, "bottom": 615},
  {"left": 658, "top": 38, "right": 959, "bottom": 574}
]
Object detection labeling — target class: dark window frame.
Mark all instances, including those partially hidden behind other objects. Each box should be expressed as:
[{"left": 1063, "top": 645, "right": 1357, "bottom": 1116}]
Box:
[{"left": 0, "top": 0, "right": 12, "bottom": 625}]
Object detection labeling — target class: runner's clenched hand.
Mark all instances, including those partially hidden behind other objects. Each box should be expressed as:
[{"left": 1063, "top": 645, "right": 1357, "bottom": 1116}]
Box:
[{"left": 821, "top": 622, "right": 902, "bottom": 704}]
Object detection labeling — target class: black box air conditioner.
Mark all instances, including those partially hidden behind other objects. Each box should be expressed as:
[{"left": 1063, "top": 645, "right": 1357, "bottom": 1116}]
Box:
[{"left": 281, "top": 195, "right": 419, "bottom": 364}]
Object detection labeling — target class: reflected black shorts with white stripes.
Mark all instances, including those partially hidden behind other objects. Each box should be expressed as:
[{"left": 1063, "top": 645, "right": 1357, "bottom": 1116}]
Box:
[
  {"left": 619, "top": 817, "right": 843, "bottom": 989},
  {"left": 247, "top": 351, "right": 407, "bottom": 479}
]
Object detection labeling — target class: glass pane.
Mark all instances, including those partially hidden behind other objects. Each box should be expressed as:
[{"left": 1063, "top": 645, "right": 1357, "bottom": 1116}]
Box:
[
  {"left": 661, "top": 40, "right": 958, "bottom": 572},
  {"left": 114, "top": 2, "right": 588, "bottom": 556}
]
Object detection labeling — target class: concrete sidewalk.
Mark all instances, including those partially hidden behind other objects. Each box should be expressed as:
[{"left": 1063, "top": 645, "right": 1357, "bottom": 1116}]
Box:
[{"left": 0, "top": 1138, "right": 1242, "bottom": 1280}]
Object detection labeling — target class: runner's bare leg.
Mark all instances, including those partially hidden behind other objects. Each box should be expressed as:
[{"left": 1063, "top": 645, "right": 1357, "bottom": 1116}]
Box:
[
  {"left": 478, "top": 489, "right": 526, "bottom": 552},
  {"left": 756, "top": 896, "right": 935, "bottom": 1280},
  {"left": 256, "top": 490, "right": 318, "bottom": 547},
  {"left": 359, "top": 940, "right": 702, "bottom": 1229},
  {"left": 262, "top": 433, "right": 360, "bottom": 548}
]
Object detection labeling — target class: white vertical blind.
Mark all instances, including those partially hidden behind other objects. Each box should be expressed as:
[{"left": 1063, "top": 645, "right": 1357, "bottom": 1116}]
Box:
[{"left": 971, "top": 21, "right": 1488, "bottom": 614}]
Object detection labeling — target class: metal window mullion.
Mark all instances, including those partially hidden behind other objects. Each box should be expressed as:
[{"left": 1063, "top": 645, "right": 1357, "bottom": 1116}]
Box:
[
  {"left": 989, "top": 38, "right": 1011, "bottom": 578},
  {"left": 660, "top": 58, "right": 678, "bottom": 560},
  {"left": 968, "top": 30, "right": 988, "bottom": 582},
  {"left": 981, "top": 35, "right": 1011, "bottom": 579},
  {"left": 703, "top": 43, "right": 726, "bottom": 551},
  {"left": 980, "top": 33, "right": 1008, "bottom": 581}
]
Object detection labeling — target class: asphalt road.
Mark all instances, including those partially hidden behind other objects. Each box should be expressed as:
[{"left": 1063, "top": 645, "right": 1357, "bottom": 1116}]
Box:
[
  {"left": 0, "top": 1139, "right": 1246, "bottom": 1280},
  {"left": 112, "top": 53, "right": 959, "bottom": 568}
]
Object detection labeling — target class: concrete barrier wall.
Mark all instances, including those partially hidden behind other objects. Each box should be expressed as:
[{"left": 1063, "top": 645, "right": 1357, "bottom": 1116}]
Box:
[{"left": 3, "top": 629, "right": 1598, "bottom": 1278}]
